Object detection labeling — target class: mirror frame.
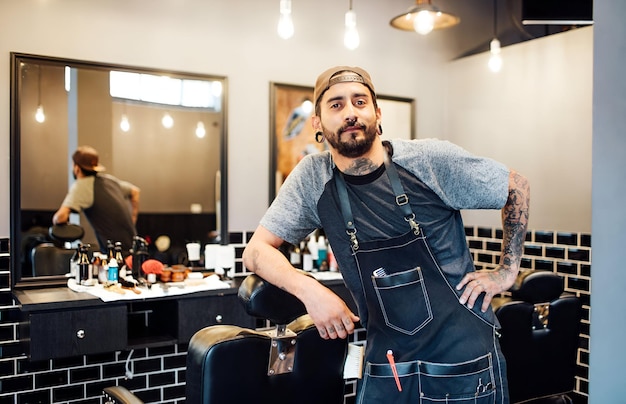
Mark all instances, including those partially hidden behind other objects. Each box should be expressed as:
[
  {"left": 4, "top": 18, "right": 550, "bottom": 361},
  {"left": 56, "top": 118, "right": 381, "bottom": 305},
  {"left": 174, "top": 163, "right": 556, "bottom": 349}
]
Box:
[
  {"left": 10, "top": 52, "right": 229, "bottom": 288},
  {"left": 268, "top": 81, "right": 416, "bottom": 203}
]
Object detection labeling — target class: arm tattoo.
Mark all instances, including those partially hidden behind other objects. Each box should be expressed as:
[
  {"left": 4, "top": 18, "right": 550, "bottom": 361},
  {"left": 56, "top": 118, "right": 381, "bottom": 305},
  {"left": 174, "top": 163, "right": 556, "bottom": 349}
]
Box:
[{"left": 501, "top": 173, "right": 530, "bottom": 274}]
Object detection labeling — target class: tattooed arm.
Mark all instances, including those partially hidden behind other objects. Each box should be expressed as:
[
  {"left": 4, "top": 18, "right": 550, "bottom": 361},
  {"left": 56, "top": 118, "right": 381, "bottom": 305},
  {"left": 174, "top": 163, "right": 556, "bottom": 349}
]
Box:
[{"left": 457, "top": 169, "right": 530, "bottom": 312}]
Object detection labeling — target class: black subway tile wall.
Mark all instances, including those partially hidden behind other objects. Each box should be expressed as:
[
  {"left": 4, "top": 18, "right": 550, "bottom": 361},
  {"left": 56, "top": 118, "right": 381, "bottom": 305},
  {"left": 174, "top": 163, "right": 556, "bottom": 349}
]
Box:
[
  {"left": 0, "top": 228, "right": 592, "bottom": 403},
  {"left": 465, "top": 227, "right": 591, "bottom": 402}
]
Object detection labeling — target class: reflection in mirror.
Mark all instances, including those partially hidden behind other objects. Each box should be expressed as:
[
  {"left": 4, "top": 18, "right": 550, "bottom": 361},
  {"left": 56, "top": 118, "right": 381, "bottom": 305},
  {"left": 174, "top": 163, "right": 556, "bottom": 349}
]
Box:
[{"left": 10, "top": 53, "right": 228, "bottom": 288}]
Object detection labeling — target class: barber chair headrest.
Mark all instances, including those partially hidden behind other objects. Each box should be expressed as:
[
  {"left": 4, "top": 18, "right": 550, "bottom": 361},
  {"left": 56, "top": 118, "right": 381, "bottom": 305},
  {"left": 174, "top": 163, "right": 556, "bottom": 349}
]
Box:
[
  {"left": 238, "top": 274, "right": 308, "bottom": 325},
  {"left": 510, "top": 270, "right": 564, "bottom": 303},
  {"left": 49, "top": 224, "right": 84, "bottom": 243}
]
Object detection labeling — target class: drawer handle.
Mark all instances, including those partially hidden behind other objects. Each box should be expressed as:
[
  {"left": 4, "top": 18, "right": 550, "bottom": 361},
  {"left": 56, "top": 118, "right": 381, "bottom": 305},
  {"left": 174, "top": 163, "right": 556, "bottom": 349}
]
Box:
[
  {"left": 76, "top": 329, "right": 85, "bottom": 339},
  {"left": 215, "top": 314, "right": 223, "bottom": 323}
]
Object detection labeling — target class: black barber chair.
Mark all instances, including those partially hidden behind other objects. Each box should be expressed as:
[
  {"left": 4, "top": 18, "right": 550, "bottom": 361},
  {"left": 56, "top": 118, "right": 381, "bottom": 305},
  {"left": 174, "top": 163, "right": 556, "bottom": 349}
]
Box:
[
  {"left": 104, "top": 274, "right": 348, "bottom": 404},
  {"left": 493, "top": 270, "right": 582, "bottom": 404},
  {"left": 31, "top": 224, "right": 84, "bottom": 277}
]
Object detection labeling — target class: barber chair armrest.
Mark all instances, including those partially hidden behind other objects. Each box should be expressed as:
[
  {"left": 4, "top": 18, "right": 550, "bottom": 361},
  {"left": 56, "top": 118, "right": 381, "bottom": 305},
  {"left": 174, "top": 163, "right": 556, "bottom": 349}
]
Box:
[
  {"left": 287, "top": 314, "right": 315, "bottom": 333},
  {"left": 510, "top": 270, "right": 564, "bottom": 304},
  {"left": 103, "top": 386, "right": 143, "bottom": 404},
  {"left": 238, "top": 273, "right": 309, "bottom": 325},
  {"left": 490, "top": 296, "right": 512, "bottom": 312}
]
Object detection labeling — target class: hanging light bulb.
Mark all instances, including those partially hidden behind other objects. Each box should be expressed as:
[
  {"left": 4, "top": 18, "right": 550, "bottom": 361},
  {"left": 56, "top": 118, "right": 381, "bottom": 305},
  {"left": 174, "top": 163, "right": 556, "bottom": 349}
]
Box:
[
  {"left": 162, "top": 112, "right": 174, "bottom": 129},
  {"left": 487, "top": 0, "right": 502, "bottom": 73},
  {"left": 344, "top": 0, "right": 360, "bottom": 50},
  {"left": 35, "top": 105, "right": 45, "bottom": 123},
  {"left": 35, "top": 65, "right": 45, "bottom": 123},
  {"left": 413, "top": 9, "right": 435, "bottom": 35},
  {"left": 195, "top": 122, "right": 206, "bottom": 138},
  {"left": 277, "top": 0, "right": 294, "bottom": 39},
  {"left": 120, "top": 114, "right": 130, "bottom": 132},
  {"left": 488, "top": 38, "right": 503, "bottom": 72}
]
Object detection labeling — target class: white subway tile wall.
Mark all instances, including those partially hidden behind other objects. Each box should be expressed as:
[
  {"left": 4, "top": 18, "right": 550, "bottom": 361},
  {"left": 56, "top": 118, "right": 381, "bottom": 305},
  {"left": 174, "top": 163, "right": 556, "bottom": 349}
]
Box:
[{"left": 0, "top": 229, "right": 590, "bottom": 403}]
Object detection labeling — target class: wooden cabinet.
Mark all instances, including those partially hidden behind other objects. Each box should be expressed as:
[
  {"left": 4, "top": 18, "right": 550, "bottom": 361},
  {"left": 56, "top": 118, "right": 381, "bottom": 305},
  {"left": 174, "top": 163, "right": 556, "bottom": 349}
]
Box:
[
  {"left": 15, "top": 277, "right": 351, "bottom": 361},
  {"left": 28, "top": 305, "right": 127, "bottom": 360},
  {"left": 15, "top": 285, "right": 255, "bottom": 360}
]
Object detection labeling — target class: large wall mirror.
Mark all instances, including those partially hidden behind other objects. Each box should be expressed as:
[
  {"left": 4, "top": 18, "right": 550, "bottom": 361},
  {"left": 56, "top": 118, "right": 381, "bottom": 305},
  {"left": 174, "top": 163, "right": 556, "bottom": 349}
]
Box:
[{"left": 10, "top": 53, "right": 228, "bottom": 288}]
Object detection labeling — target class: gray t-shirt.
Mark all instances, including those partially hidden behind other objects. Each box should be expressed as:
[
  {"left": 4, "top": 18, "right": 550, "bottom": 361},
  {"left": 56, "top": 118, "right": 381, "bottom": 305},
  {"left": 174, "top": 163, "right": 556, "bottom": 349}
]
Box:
[
  {"left": 61, "top": 174, "right": 135, "bottom": 212},
  {"left": 263, "top": 138, "right": 508, "bottom": 241},
  {"left": 260, "top": 138, "right": 510, "bottom": 322},
  {"left": 61, "top": 173, "right": 137, "bottom": 251}
]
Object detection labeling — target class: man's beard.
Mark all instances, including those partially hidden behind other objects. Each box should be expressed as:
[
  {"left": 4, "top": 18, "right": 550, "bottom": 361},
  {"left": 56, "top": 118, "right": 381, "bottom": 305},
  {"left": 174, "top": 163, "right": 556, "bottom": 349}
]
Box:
[{"left": 323, "top": 121, "right": 378, "bottom": 158}]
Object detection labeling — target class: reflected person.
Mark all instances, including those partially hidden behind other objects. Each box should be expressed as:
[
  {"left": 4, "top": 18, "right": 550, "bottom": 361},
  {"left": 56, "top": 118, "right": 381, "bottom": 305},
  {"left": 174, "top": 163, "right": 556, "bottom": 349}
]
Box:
[
  {"left": 243, "top": 66, "right": 530, "bottom": 403},
  {"left": 53, "top": 145, "right": 140, "bottom": 252}
]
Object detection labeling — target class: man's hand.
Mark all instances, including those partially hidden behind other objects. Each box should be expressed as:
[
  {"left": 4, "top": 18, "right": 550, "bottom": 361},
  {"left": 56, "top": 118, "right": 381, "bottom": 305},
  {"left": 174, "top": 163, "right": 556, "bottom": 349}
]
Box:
[
  {"left": 456, "top": 266, "right": 517, "bottom": 312},
  {"left": 298, "top": 276, "right": 360, "bottom": 339}
]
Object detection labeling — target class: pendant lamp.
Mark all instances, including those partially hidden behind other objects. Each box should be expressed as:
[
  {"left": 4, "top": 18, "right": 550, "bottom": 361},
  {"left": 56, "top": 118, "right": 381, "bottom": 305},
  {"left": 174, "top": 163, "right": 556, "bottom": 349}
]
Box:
[{"left": 390, "top": 0, "right": 459, "bottom": 35}]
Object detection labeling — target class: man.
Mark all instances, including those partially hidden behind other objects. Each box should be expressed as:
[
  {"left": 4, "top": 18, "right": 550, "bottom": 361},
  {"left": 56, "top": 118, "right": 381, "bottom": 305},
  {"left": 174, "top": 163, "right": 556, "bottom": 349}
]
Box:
[
  {"left": 242, "top": 66, "right": 529, "bottom": 403},
  {"left": 53, "top": 145, "right": 140, "bottom": 252}
]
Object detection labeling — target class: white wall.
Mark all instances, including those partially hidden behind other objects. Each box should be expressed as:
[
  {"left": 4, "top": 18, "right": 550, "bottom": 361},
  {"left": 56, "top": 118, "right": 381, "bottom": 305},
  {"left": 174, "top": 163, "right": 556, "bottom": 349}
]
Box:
[
  {"left": 0, "top": 1, "right": 594, "bottom": 237},
  {"left": 0, "top": 0, "right": 453, "bottom": 237},
  {"left": 446, "top": 27, "right": 593, "bottom": 233}
]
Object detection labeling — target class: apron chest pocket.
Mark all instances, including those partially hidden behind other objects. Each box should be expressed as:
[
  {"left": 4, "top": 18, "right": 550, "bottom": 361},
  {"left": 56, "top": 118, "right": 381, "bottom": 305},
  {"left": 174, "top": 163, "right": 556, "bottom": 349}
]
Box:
[{"left": 372, "top": 267, "right": 433, "bottom": 335}]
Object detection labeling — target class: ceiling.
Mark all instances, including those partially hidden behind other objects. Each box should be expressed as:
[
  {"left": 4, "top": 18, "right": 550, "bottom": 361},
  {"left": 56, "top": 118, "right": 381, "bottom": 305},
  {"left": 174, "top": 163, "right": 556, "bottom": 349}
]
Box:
[{"left": 423, "top": 0, "right": 591, "bottom": 60}]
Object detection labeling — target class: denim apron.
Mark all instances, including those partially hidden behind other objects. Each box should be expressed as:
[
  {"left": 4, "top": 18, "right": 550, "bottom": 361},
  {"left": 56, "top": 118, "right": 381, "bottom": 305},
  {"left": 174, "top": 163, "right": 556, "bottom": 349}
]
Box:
[{"left": 334, "top": 156, "right": 508, "bottom": 404}]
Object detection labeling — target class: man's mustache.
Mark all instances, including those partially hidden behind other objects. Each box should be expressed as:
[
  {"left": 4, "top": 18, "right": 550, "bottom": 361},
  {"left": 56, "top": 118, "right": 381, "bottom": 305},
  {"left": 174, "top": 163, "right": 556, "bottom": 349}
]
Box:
[{"left": 338, "top": 121, "right": 366, "bottom": 135}]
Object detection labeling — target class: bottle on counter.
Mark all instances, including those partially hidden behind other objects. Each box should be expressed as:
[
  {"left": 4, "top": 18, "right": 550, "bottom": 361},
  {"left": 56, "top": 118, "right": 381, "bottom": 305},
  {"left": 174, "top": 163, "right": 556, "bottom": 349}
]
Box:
[
  {"left": 316, "top": 235, "right": 328, "bottom": 270},
  {"left": 131, "top": 236, "right": 149, "bottom": 280},
  {"left": 78, "top": 244, "right": 92, "bottom": 285},
  {"left": 100, "top": 252, "right": 109, "bottom": 283},
  {"left": 302, "top": 239, "right": 313, "bottom": 272},
  {"left": 91, "top": 252, "right": 101, "bottom": 282},
  {"left": 108, "top": 257, "right": 119, "bottom": 283},
  {"left": 328, "top": 243, "right": 338, "bottom": 272},
  {"left": 114, "top": 242, "right": 125, "bottom": 278},
  {"left": 289, "top": 243, "right": 302, "bottom": 269},
  {"left": 70, "top": 244, "right": 81, "bottom": 282},
  {"left": 107, "top": 240, "right": 115, "bottom": 262},
  {"left": 307, "top": 236, "right": 319, "bottom": 271},
  {"left": 92, "top": 252, "right": 108, "bottom": 283}
]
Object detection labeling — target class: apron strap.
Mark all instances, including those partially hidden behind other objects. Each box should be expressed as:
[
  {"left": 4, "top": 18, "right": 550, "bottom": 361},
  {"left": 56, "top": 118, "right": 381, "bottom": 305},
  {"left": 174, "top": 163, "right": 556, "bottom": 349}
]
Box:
[
  {"left": 334, "top": 168, "right": 360, "bottom": 251},
  {"left": 334, "top": 153, "right": 421, "bottom": 252},
  {"left": 383, "top": 154, "right": 421, "bottom": 236}
]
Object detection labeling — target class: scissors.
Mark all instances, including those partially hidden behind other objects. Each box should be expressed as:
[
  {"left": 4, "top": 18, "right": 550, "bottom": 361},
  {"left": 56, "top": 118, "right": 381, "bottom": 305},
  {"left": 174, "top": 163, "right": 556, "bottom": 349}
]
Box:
[{"left": 476, "top": 378, "right": 493, "bottom": 393}]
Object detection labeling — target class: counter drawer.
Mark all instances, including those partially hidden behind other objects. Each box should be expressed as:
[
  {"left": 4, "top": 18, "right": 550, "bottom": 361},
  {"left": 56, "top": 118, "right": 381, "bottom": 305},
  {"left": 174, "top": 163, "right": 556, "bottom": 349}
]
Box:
[
  {"left": 177, "top": 294, "right": 255, "bottom": 342},
  {"left": 29, "top": 305, "right": 127, "bottom": 360}
]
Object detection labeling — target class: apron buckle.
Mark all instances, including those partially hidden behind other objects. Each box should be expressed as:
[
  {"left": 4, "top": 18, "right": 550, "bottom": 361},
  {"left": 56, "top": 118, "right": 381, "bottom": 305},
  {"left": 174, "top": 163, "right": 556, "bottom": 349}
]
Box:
[
  {"left": 347, "top": 229, "right": 359, "bottom": 251},
  {"left": 396, "top": 194, "right": 409, "bottom": 206},
  {"left": 404, "top": 214, "right": 421, "bottom": 235}
]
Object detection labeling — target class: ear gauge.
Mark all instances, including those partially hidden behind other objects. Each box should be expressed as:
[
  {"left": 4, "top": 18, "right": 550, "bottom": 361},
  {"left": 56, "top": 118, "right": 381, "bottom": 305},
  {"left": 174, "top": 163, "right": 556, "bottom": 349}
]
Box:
[
  {"left": 378, "top": 124, "right": 383, "bottom": 136},
  {"left": 315, "top": 131, "right": 325, "bottom": 143}
]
